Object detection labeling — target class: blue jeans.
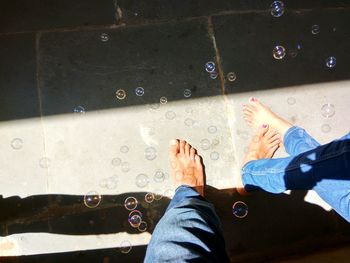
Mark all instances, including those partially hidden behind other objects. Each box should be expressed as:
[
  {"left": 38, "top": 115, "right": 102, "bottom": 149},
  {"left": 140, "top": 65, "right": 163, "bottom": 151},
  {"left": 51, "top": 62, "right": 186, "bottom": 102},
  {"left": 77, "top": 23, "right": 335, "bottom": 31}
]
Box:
[
  {"left": 242, "top": 126, "right": 350, "bottom": 222},
  {"left": 144, "top": 186, "right": 229, "bottom": 263}
]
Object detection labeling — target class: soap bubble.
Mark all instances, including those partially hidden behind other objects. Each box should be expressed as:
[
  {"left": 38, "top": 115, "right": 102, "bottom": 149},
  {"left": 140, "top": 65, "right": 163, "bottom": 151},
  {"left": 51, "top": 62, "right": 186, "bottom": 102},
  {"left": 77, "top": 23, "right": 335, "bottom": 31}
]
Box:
[
  {"left": 145, "top": 147, "right": 157, "bottom": 160},
  {"left": 321, "top": 103, "right": 335, "bottom": 118},
  {"left": 270, "top": 1, "right": 285, "bottom": 17},
  {"left": 120, "top": 145, "right": 129, "bottom": 153},
  {"left": 208, "top": 125, "right": 217, "bottom": 134},
  {"left": 209, "top": 72, "right": 218, "bottom": 79},
  {"left": 210, "top": 151, "right": 220, "bottom": 160},
  {"left": 119, "top": 240, "right": 132, "bottom": 254},
  {"left": 165, "top": 111, "right": 176, "bottom": 120},
  {"left": 100, "top": 176, "right": 118, "bottom": 189},
  {"left": 73, "top": 106, "right": 85, "bottom": 114},
  {"left": 84, "top": 191, "right": 101, "bottom": 208},
  {"left": 160, "top": 97, "right": 168, "bottom": 104},
  {"left": 311, "top": 25, "right": 320, "bottom": 35},
  {"left": 287, "top": 97, "right": 296, "bottom": 105},
  {"left": 149, "top": 103, "right": 160, "bottom": 110},
  {"left": 154, "top": 169, "right": 166, "bottom": 182},
  {"left": 321, "top": 124, "right": 331, "bottom": 133},
  {"left": 272, "top": 45, "right": 286, "bottom": 60},
  {"left": 129, "top": 214, "right": 142, "bottom": 228},
  {"left": 200, "top": 139, "right": 211, "bottom": 150},
  {"left": 111, "top": 157, "right": 122, "bottom": 166},
  {"left": 100, "top": 33, "right": 109, "bottom": 42},
  {"left": 116, "top": 89, "right": 126, "bottom": 100},
  {"left": 121, "top": 162, "right": 130, "bottom": 172},
  {"left": 136, "top": 173, "right": 149, "bottom": 188},
  {"left": 232, "top": 201, "right": 248, "bottom": 218},
  {"left": 153, "top": 189, "right": 163, "bottom": 200},
  {"left": 145, "top": 192, "right": 155, "bottom": 203},
  {"left": 138, "top": 221, "right": 148, "bottom": 232},
  {"left": 325, "top": 56, "right": 336, "bottom": 68},
  {"left": 39, "top": 157, "right": 50, "bottom": 168},
  {"left": 128, "top": 210, "right": 142, "bottom": 219},
  {"left": 135, "top": 87, "right": 144, "bottom": 96},
  {"left": 227, "top": 72, "right": 236, "bottom": 82},
  {"left": 11, "top": 138, "right": 23, "bottom": 150},
  {"left": 124, "top": 197, "right": 138, "bottom": 211},
  {"left": 183, "top": 89, "right": 192, "bottom": 98},
  {"left": 184, "top": 118, "right": 194, "bottom": 127},
  {"left": 205, "top": 61, "right": 216, "bottom": 73}
]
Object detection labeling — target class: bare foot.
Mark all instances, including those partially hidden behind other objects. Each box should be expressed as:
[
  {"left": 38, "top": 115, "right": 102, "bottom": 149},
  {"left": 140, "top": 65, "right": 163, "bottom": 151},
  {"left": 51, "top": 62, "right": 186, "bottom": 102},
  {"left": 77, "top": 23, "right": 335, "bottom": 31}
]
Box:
[
  {"left": 169, "top": 139, "right": 205, "bottom": 197},
  {"left": 235, "top": 124, "right": 280, "bottom": 195},
  {"left": 243, "top": 97, "right": 293, "bottom": 144}
]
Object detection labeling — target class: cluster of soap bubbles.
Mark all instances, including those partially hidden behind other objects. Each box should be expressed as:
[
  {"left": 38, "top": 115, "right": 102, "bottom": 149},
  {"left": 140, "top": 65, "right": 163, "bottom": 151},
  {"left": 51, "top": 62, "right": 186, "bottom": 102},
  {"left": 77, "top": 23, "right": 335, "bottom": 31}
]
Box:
[
  {"left": 99, "top": 175, "right": 119, "bottom": 190},
  {"left": 111, "top": 156, "right": 130, "bottom": 173},
  {"left": 270, "top": 1, "right": 336, "bottom": 68},
  {"left": 124, "top": 197, "right": 148, "bottom": 233},
  {"left": 205, "top": 61, "right": 218, "bottom": 79}
]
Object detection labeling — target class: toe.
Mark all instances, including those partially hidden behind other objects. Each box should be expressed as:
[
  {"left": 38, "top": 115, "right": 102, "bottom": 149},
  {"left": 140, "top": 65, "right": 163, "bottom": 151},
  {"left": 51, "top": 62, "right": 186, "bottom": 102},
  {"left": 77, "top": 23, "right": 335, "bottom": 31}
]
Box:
[
  {"left": 185, "top": 142, "right": 190, "bottom": 156},
  {"left": 194, "top": 155, "right": 203, "bottom": 171},
  {"left": 267, "top": 144, "right": 279, "bottom": 157},
  {"left": 190, "top": 147, "right": 196, "bottom": 161},
  {"left": 268, "top": 133, "right": 280, "bottom": 144},
  {"left": 179, "top": 140, "right": 185, "bottom": 154},
  {"left": 258, "top": 123, "right": 269, "bottom": 137},
  {"left": 169, "top": 139, "right": 179, "bottom": 157}
]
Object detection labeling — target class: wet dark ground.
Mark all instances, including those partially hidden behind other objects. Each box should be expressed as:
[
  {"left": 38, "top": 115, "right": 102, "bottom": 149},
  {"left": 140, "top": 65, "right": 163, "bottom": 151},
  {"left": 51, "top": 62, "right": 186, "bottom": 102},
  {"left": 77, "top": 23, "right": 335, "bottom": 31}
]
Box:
[{"left": 1, "top": 0, "right": 350, "bottom": 262}]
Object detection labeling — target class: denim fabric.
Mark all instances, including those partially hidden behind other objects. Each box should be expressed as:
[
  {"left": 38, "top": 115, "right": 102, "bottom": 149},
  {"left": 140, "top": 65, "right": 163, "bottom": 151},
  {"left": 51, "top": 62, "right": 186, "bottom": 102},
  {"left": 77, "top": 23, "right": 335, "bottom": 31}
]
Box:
[
  {"left": 242, "top": 126, "right": 350, "bottom": 222},
  {"left": 144, "top": 185, "right": 229, "bottom": 263}
]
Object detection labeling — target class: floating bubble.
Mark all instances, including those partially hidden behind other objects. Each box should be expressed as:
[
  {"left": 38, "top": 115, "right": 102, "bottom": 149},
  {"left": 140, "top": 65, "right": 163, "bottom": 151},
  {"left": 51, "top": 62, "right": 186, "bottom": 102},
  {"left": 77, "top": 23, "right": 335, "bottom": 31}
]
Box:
[
  {"left": 111, "top": 157, "right": 122, "bottom": 166},
  {"left": 138, "top": 221, "right": 148, "bottom": 232},
  {"left": 325, "top": 56, "right": 336, "bottom": 68},
  {"left": 184, "top": 118, "right": 194, "bottom": 127},
  {"left": 321, "top": 124, "right": 331, "bottom": 133},
  {"left": 101, "top": 176, "right": 118, "bottom": 189},
  {"left": 136, "top": 173, "right": 149, "bottom": 188},
  {"left": 135, "top": 87, "right": 144, "bottom": 96},
  {"left": 270, "top": 1, "right": 285, "bottom": 17},
  {"left": 145, "top": 192, "right": 155, "bottom": 203},
  {"left": 129, "top": 210, "right": 142, "bottom": 219},
  {"left": 129, "top": 214, "right": 142, "bottom": 228},
  {"left": 272, "top": 45, "right": 286, "bottom": 60},
  {"left": 321, "top": 103, "right": 335, "bottom": 118},
  {"left": 84, "top": 191, "right": 102, "bottom": 208},
  {"left": 287, "top": 97, "right": 296, "bottom": 105},
  {"left": 145, "top": 147, "right": 157, "bottom": 160},
  {"left": 124, "top": 197, "right": 138, "bottom": 211},
  {"left": 227, "top": 72, "right": 236, "bottom": 82},
  {"left": 160, "top": 97, "right": 168, "bottom": 104},
  {"left": 200, "top": 139, "right": 211, "bottom": 151},
  {"left": 39, "top": 157, "right": 50, "bottom": 168},
  {"left": 311, "top": 25, "right": 320, "bottom": 35},
  {"left": 11, "top": 138, "right": 23, "bottom": 150},
  {"left": 288, "top": 49, "right": 298, "bottom": 58},
  {"left": 232, "top": 201, "right": 248, "bottom": 218},
  {"left": 149, "top": 103, "right": 160, "bottom": 110},
  {"left": 100, "top": 33, "right": 109, "bottom": 42},
  {"left": 210, "top": 151, "right": 220, "bottom": 161},
  {"left": 120, "top": 145, "right": 129, "bottom": 153},
  {"left": 116, "top": 89, "right": 126, "bottom": 100},
  {"left": 120, "top": 240, "right": 132, "bottom": 254},
  {"left": 183, "top": 89, "right": 192, "bottom": 98},
  {"left": 209, "top": 71, "right": 218, "bottom": 79},
  {"left": 205, "top": 61, "right": 216, "bottom": 73},
  {"left": 121, "top": 162, "right": 130, "bottom": 172},
  {"left": 154, "top": 169, "right": 166, "bottom": 182},
  {"left": 165, "top": 111, "right": 176, "bottom": 120},
  {"left": 73, "top": 106, "right": 85, "bottom": 114},
  {"left": 208, "top": 125, "right": 217, "bottom": 134},
  {"left": 153, "top": 189, "right": 163, "bottom": 200}
]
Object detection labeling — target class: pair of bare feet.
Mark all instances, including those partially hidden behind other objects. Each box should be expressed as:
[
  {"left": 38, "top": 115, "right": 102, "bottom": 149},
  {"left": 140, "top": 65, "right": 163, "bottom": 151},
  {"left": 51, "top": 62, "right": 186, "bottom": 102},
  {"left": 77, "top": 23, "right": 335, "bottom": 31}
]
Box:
[{"left": 169, "top": 97, "right": 293, "bottom": 197}]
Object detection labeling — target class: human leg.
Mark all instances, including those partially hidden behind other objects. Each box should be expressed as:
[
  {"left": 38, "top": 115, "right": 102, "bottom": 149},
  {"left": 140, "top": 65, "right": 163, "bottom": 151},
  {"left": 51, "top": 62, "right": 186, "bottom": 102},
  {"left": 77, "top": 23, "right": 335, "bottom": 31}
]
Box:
[
  {"left": 242, "top": 133, "right": 350, "bottom": 222},
  {"left": 144, "top": 140, "right": 229, "bottom": 263}
]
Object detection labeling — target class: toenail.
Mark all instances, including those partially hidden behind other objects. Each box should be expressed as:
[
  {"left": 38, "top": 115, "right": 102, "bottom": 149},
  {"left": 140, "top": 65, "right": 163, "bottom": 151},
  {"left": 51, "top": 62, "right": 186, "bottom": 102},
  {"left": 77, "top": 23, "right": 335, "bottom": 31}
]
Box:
[
  {"left": 249, "top": 97, "right": 256, "bottom": 102},
  {"left": 262, "top": 123, "right": 268, "bottom": 128}
]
